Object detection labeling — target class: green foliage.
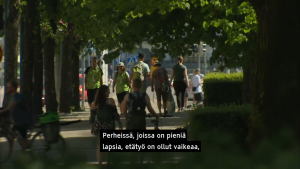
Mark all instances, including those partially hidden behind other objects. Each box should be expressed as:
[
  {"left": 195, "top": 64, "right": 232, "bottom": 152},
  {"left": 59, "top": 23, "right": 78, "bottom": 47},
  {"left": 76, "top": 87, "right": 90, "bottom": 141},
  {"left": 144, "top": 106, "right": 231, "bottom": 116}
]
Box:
[
  {"left": 203, "top": 72, "right": 243, "bottom": 106},
  {"left": 183, "top": 128, "right": 299, "bottom": 169},
  {"left": 188, "top": 105, "right": 251, "bottom": 145}
]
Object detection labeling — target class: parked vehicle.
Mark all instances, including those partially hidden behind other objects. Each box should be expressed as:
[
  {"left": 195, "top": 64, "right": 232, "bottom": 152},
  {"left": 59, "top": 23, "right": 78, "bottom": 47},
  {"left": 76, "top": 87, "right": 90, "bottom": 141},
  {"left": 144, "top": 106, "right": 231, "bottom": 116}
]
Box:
[{"left": 79, "top": 74, "right": 88, "bottom": 102}]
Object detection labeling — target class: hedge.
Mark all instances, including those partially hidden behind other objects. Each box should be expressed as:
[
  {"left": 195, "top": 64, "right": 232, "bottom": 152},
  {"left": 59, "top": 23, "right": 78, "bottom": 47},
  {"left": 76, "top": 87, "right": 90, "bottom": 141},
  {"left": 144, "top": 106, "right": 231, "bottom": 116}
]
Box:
[
  {"left": 203, "top": 72, "right": 243, "bottom": 107},
  {"left": 188, "top": 105, "right": 251, "bottom": 146}
]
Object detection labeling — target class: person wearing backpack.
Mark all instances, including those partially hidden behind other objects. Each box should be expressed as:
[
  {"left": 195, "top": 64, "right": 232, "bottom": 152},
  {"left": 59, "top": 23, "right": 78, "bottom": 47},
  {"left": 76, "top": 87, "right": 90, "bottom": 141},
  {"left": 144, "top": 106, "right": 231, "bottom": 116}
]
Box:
[
  {"left": 122, "top": 79, "right": 159, "bottom": 130},
  {"left": 129, "top": 53, "right": 150, "bottom": 93},
  {"left": 90, "top": 85, "right": 122, "bottom": 165},
  {"left": 84, "top": 57, "right": 103, "bottom": 108},
  {"left": 112, "top": 62, "right": 130, "bottom": 116},
  {"left": 151, "top": 60, "right": 170, "bottom": 116},
  {"left": 122, "top": 79, "right": 158, "bottom": 163}
]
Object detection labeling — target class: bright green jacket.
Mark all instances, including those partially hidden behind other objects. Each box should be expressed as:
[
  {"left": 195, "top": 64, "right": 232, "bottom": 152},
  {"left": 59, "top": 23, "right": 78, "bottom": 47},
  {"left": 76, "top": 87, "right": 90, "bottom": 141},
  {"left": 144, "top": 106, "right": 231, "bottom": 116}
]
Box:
[{"left": 85, "top": 66, "right": 103, "bottom": 89}]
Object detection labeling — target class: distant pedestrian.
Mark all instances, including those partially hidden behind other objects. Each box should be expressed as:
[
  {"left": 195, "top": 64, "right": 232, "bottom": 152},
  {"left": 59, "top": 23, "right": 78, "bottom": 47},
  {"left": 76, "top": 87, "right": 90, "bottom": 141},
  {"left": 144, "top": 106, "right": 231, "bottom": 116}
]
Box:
[
  {"left": 151, "top": 60, "right": 170, "bottom": 116},
  {"left": 84, "top": 57, "right": 103, "bottom": 108},
  {"left": 169, "top": 56, "right": 189, "bottom": 112},
  {"left": 129, "top": 53, "right": 150, "bottom": 93},
  {"left": 112, "top": 62, "right": 130, "bottom": 116},
  {"left": 192, "top": 69, "right": 203, "bottom": 104}
]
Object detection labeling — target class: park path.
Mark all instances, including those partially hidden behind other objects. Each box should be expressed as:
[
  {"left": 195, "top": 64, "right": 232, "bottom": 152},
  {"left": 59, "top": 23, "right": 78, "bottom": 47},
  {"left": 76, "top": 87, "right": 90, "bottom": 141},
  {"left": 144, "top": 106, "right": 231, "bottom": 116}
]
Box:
[{"left": 0, "top": 86, "right": 192, "bottom": 166}]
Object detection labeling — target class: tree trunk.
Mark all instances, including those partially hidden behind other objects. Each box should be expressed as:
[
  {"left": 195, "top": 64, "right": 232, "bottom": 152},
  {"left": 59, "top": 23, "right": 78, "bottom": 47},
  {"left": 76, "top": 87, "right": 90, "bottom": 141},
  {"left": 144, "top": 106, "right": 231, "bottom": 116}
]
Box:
[
  {"left": 32, "top": 0, "right": 43, "bottom": 117},
  {"left": 242, "top": 60, "right": 253, "bottom": 104},
  {"left": 0, "top": 5, "right": 4, "bottom": 31},
  {"left": 44, "top": 0, "right": 58, "bottom": 112},
  {"left": 70, "top": 39, "right": 81, "bottom": 111},
  {"left": 54, "top": 54, "right": 61, "bottom": 106},
  {"left": 3, "top": 0, "right": 20, "bottom": 104},
  {"left": 247, "top": 0, "right": 300, "bottom": 147},
  {"left": 59, "top": 23, "right": 74, "bottom": 113},
  {"left": 21, "top": 0, "right": 35, "bottom": 100}
]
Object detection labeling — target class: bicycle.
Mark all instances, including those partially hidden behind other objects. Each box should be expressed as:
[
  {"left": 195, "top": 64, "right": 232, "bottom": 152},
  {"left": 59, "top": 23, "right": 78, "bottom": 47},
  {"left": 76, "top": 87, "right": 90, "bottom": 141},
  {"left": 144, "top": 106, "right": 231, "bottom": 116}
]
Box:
[
  {"left": 0, "top": 119, "right": 81, "bottom": 164},
  {"left": 149, "top": 119, "right": 162, "bottom": 163}
]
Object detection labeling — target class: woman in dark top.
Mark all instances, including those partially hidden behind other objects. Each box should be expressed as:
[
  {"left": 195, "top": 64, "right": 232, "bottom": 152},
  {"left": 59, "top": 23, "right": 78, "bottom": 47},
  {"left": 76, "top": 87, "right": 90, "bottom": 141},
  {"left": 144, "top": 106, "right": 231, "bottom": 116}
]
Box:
[
  {"left": 90, "top": 85, "right": 122, "bottom": 165},
  {"left": 169, "top": 56, "right": 189, "bottom": 112}
]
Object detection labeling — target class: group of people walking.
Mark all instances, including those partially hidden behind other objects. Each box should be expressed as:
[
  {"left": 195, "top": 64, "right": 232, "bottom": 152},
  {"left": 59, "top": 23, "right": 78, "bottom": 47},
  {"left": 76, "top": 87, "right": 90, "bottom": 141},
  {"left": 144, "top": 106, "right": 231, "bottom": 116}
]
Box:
[
  {"left": 85, "top": 54, "right": 203, "bottom": 164},
  {"left": 85, "top": 54, "right": 158, "bottom": 164}
]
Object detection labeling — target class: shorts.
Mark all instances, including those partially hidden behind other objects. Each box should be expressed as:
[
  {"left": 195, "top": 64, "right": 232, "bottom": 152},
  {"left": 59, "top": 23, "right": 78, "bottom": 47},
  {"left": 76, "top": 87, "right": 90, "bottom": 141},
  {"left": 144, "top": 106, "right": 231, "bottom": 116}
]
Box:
[
  {"left": 12, "top": 125, "right": 28, "bottom": 139},
  {"left": 116, "top": 92, "right": 128, "bottom": 103},
  {"left": 155, "top": 88, "right": 168, "bottom": 103},
  {"left": 194, "top": 93, "right": 202, "bottom": 102},
  {"left": 87, "top": 88, "right": 99, "bottom": 104}
]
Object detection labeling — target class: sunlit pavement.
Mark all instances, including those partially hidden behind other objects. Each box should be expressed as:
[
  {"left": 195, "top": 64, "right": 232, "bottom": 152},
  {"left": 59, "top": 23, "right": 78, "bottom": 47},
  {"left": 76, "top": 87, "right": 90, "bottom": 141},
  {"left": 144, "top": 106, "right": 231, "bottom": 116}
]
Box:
[{"left": 0, "top": 86, "right": 191, "bottom": 166}]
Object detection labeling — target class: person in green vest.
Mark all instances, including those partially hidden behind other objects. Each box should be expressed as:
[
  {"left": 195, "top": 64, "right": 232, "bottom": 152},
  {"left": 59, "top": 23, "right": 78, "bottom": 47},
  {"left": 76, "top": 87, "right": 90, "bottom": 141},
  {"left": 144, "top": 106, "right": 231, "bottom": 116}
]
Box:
[
  {"left": 84, "top": 57, "right": 103, "bottom": 108},
  {"left": 112, "top": 62, "right": 130, "bottom": 115}
]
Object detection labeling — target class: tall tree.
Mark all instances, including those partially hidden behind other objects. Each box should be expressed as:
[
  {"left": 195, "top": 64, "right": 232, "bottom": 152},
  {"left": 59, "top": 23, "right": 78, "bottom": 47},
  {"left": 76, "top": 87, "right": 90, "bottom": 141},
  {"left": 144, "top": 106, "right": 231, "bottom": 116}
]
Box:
[
  {"left": 247, "top": 0, "right": 300, "bottom": 146},
  {"left": 32, "top": 0, "right": 43, "bottom": 117},
  {"left": 21, "top": 0, "right": 35, "bottom": 95},
  {"left": 59, "top": 23, "right": 74, "bottom": 113},
  {"left": 3, "top": 0, "right": 20, "bottom": 104},
  {"left": 70, "top": 38, "right": 81, "bottom": 111},
  {"left": 43, "top": 0, "right": 59, "bottom": 112}
]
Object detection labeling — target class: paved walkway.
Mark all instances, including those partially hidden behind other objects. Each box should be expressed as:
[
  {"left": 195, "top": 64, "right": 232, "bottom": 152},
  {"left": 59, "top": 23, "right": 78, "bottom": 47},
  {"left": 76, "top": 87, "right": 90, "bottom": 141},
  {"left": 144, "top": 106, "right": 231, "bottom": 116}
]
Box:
[{"left": 0, "top": 86, "right": 192, "bottom": 165}]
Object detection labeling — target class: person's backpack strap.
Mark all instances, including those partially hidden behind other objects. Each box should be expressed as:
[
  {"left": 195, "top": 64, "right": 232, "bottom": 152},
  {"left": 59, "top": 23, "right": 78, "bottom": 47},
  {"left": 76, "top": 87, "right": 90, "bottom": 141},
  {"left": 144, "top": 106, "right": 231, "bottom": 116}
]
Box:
[
  {"left": 125, "top": 72, "right": 131, "bottom": 88},
  {"left": 100, "top": 67, "right": 103, "bottom": 76},
  {"left": 85, "top": 67, "right": 91, "bottom": 74},
  {"left": 129, "top": 93, "right": 134, "bottom": 100},
  {"left": 141, "top": 92, "right": 146, "bottom": 100}
]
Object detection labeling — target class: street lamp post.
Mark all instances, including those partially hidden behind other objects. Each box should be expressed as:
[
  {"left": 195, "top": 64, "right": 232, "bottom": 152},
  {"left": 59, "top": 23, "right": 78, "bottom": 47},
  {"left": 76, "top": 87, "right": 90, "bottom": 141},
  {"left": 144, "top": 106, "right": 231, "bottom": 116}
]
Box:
[{"left": 198, "top": 42, "right": 202, "bottom": 71}]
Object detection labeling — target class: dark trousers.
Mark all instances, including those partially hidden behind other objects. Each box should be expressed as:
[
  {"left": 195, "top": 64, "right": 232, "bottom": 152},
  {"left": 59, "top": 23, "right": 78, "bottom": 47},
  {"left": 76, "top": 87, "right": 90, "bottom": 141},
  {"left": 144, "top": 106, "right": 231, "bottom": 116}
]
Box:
[{"left": 173, "top": 81, "right": 187, "bottom": 109}]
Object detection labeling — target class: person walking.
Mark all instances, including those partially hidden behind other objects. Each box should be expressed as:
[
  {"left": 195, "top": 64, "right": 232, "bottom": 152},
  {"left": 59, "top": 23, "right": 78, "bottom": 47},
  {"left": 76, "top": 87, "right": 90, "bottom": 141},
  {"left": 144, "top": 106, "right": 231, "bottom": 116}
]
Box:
[
  {"left": 192, "top": 69, "right": 203, "bottom": 105},
  {"left": 90, "top": 85, "right": 122, "bottom": 165},
  {"left": 84, "top": 57, "right": 103, "bottom": 108},
  {"left": 169, "top": 56, "right": 189, "bottom": 112},
  {"left": 129, "top": 53, "right": 150, "bottom": 93},
  {"left": 122, "top": 79, "right": 158, "bottom": 163},
  {"left": 151, "top": 61, "right": 170, "bottom": 116},
  {"left": 112, "top": 62, "right": 130, "bottom": 116}
]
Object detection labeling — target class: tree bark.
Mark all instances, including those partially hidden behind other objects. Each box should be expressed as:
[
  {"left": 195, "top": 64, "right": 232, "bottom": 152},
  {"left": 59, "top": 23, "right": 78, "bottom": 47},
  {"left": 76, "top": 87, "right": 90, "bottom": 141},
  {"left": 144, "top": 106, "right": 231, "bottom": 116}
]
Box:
[
  {"left": 247, "top": 0, "right": 300, "bottom": 147},
  {"left": 70, "top": 39, "right": 81, "bottom": 111},
  {"left": 3, "top": 0, "right": 20, "bottom": 104},
  {"left": 44, "top": 0, "right": 58, "bottom": 112},
  {"left": 242, "top": 60, "right": 253, "bottom": 104},
  {"left": 59, "top": 23, "right": 74, "bottom": 113},
  {"left": 0, "top": 5, "right": 4, "bottom": 31},
  {"left": 32, "top": 0, "right": 43, "bottom": 117},
  {"left": 21, "top": 0, "right": 35, "bottom": 95}
]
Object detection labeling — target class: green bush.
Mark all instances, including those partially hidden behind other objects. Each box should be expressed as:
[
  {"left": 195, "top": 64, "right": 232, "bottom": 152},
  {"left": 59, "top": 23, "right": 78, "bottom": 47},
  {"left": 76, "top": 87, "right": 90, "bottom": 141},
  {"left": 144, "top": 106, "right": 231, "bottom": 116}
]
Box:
[
  {"left": 203, "top": 72, "right": 243, "bottom": 106},
  {"left": 188, "top": 105, "right": 251, "bottom": 146}
]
